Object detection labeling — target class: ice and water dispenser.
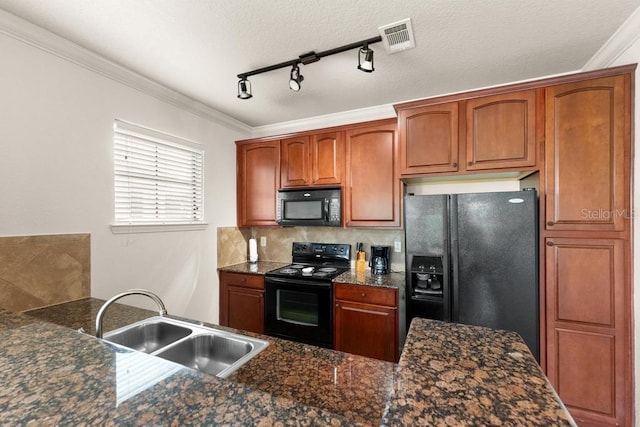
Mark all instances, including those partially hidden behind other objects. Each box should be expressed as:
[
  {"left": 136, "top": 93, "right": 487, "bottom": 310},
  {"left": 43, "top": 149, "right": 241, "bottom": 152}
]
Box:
[
  {"left": 410, "top": 256, "right": 444, "bottom": 297},
  {"left": 408, "top": 255, "right": 448, "bottom": 321}
]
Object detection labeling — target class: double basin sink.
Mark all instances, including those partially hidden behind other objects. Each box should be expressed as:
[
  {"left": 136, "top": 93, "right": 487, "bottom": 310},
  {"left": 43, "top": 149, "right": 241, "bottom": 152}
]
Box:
[{"left": 102, "top": 316, "right": 269, "bottom": 378}]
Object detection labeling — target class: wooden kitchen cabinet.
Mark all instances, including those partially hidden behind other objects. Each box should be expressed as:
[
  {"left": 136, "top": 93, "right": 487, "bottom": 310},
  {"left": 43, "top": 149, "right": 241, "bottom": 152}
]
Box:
[
  {"left": 396, "top": 89, "right": 538, "bottom": 177},
  {"left": 333, "top": 283, "right": 399, "bottom": 362},
  {"left": 397, "top": 101, "right": 459, "bottom": 175},
  {"left": 542, "top": 70, "right": 633, "bottom": 426},
  {"left": 544, "top": 76, "right": 628, "bottom": 232},
  {"left": 545, "top": 238, "right": 627, "bottom": 426},
  {"left": 280, "top": 132, "right": 344, "bottom": 187},
  {"left": 311, "top": 132, "right": 344, "bottom": 186},
  {"left": 466, "top": 90, "right": 537, "bottom": 170},
  {"left": 236, "top": 140, "right": 280, "bottom": 227},
  {"left": 219, "top": 271, "right": 264, "bottom": 334},
  {"left": 280, "top": 136, "right": 311, "bottom": 187},
  {"left": 344, "top": 120, "right": 401, "bottom": 228}
]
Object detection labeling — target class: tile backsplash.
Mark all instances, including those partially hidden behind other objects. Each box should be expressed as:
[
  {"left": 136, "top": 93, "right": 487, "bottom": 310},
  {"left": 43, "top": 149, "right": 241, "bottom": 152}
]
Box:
[
  {"left": 217, "top": 226, "right": 405, "bottom": 272},
  {"left": 0, "top": 234, "right": 90, "bottom": 312}
]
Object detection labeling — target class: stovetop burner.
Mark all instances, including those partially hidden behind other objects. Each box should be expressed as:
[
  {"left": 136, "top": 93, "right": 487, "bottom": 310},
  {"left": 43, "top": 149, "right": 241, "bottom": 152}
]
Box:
[
  {"left": 269, "top": 264, "right": 349, "bottom": 280},
  {"left": 266, "top": 242, "right": 351, "bottom": 282}
]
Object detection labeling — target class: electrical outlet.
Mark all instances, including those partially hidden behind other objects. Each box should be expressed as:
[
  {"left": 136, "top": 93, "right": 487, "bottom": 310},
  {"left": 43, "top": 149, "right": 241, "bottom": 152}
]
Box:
[
  {"left": 394, "top": 240, "right": 402, "bottom": 253},
  {"left": 260, "top": 236, "right": 267, "bottom": 247}
]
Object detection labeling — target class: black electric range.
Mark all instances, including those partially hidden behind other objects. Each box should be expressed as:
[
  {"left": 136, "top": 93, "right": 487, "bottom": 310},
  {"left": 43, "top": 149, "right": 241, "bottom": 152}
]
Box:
[
  {"left": 267, "top": 242, "right": 351, "bottom": 280},
  {"left": 264, "top": 242, "right": 351, "bottom": 348}
]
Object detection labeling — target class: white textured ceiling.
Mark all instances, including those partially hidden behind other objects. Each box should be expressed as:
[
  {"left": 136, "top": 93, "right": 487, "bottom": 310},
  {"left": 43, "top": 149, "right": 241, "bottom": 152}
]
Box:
[{"left": 0, "top": 0, "right": 638, "bottom": 127}]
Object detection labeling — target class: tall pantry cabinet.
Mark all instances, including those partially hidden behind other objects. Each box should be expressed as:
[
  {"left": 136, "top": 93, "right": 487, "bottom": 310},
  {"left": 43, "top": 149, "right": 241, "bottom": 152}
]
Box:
[{"left": 543, "top": 72, "right": 633, "bottom": 427}]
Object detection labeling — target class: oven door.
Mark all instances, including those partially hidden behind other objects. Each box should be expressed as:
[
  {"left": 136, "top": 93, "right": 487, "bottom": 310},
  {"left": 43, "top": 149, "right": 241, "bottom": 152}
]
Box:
[{"left": 264, "top": 276, "right": 333, "bottom": 348}]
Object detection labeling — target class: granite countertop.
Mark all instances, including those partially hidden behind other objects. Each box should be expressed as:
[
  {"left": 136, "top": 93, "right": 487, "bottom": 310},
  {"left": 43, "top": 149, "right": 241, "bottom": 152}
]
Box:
[
  {"left": 5, "top": 298, "right": 575, "bottom": 426},
  {"left": 333, "top": 270, "right": 404, "bottom": 289},
  {"left": 217, "top": 260, "right": 288, "bottom": 275},
  {"left": 0, "top": 315, "right": 349, "bottom": 425},
  {"left": 219, "top": 261, "right": 405, "bottom": 290},
  {"left": 23, "top": 298, "right": 395, "bottom": 426},
  {"left": 382, "top": 318, "right": 575, "bottom": 426}
]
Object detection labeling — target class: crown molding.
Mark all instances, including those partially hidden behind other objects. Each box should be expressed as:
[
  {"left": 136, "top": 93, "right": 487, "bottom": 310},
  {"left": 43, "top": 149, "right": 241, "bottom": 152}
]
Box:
[
  {"left": 0, "top": 9, "right": 252, "bottom": 135},
  {"left": 251, "top": 103, "right": 397, "bottom": 138},
  {"left": 583, "top": 6, "right": 640, "bottom": 70}
]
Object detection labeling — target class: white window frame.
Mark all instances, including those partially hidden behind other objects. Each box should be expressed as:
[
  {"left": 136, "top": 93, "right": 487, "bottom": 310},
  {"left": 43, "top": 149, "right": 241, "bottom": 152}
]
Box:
[{"left": 110, "top": 119, "right": 207, "bottom": 234}]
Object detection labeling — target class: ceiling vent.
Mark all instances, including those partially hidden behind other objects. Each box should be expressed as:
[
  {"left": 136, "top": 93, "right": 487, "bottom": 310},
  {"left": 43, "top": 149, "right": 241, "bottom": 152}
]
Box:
[{"left": 378, "top": 18, "right": 415, "bottom": 53}]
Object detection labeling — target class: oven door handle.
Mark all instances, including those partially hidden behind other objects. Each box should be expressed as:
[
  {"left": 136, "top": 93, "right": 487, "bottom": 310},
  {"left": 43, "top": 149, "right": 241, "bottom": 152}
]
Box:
[
  {"left": 265, "top": 276, "right": 332, "bottom": 288},
  {"left": 279, "top": 317, "right": 316, "bottom": 327}
]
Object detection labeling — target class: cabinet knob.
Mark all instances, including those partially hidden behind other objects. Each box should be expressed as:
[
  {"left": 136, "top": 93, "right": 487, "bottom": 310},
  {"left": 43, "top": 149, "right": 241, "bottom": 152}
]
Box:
[
  {"left": 451, "top": 162, "right": 458, "bottom": 168},
  {"left": 547, "top": 241, "right": 554, "bottom": 247},
  {"left": 335, "top": 304, "right": 339, "bottom": 307},
  {"left": 361, "top": 292, "right": 366, "bottom": 297},
  {"left": 547, "top": 221, "right": 555, "bottom": 226},
  {"left": 468, "top": 161, "right": 473, "bottom": 166}
]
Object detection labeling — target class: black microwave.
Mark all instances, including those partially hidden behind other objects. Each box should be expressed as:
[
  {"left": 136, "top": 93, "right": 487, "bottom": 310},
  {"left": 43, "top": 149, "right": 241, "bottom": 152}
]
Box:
[{"left": 276, "top": 187, "right": 342, "bottom": 227}]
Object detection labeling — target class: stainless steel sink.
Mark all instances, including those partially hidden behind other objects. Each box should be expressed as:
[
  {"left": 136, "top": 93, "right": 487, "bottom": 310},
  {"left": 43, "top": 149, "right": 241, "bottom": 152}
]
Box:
[
  {"left": 104, "top": 319, "right": 192, "bottom": 353},
  {"left": 155, "top": 333, "right": 256, "bottom": 377},
  {"left": 102, "top": 316, "right": 269, "bottom": 378}
]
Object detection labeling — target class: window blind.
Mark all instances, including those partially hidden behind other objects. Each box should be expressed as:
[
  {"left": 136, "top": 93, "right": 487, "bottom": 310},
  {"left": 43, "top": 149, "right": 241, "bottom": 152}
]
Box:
[{"left": 114, "top": 120, "right": 204, "bottom": 226}]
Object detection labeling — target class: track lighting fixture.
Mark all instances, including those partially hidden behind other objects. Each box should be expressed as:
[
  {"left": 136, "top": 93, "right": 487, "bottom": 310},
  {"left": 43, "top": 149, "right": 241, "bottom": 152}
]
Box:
[
  {"left": 289, "top": 65, "right": 304, "bottom": 91},
  {"left": 236, "top": 35, "right": 382, "bottom": 99},
  {"left": 358, "top": 46, "right": 375, "bottom": 73},
  {"left": 237, "top": 78, "right": 252, "bottom": 99}
]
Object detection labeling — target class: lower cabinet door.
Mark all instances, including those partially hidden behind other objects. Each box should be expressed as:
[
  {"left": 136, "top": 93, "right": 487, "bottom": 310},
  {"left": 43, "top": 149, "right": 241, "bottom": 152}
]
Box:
[
  {"left": 334, "top": 300, "right": 397, "bottom": 362},
  {"left": 227, "top": 286, "right": 264, "bottom": 334},
  {"left": 545, "top": 237, "right": 628, "bottom": 426}
]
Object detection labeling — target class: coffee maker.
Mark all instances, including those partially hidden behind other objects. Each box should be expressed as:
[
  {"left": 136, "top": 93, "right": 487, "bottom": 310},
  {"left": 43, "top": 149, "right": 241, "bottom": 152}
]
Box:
[{"left": 369, "top": 246, "right": 391, "bottom": 275}]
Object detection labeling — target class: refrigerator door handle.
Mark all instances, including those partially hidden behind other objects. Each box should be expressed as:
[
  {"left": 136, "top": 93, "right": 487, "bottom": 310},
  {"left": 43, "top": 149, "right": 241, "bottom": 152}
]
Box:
[
  {"left": 449, "top": 195, "right": 459, "bottom": 321},
  {"left": 451, "top": 237, "right": 459, "bottom": 321}
]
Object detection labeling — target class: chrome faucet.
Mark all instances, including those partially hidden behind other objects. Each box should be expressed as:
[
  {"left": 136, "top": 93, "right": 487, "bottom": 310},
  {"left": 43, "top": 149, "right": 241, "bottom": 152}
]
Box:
[{"left": 95, "top": 289, "right": 167, "bottom": 338}]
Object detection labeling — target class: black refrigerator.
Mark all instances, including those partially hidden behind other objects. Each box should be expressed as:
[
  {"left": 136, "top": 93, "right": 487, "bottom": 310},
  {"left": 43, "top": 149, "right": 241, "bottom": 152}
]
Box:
[{"left": 404, "top": 189, "right": 539, "bottom": 360}]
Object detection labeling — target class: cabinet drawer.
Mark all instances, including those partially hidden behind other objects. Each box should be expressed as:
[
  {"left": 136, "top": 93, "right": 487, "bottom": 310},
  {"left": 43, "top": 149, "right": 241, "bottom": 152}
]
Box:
[
  {"left": 334, "top": 283, "right": 396, "bottom": 306},
  {"left": 220, "top": 271, "right": 264, "bottom": 290}
]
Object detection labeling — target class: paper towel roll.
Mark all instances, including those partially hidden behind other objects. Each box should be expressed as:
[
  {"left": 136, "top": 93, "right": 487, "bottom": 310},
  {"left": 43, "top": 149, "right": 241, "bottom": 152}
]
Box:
[{"left": 249, "top": 238, "right": 258, "bottom": 263}]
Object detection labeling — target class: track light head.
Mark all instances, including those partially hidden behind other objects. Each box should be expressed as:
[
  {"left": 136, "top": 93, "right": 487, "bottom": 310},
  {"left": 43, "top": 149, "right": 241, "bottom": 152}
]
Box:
[
  {"left": 237, "top": 78, "right": 252, "bottom": 99},
  {"left": 289, "top": 65, "right": 304, "bottom": 92},
  {"left": 358, "top": 46, "right": 374, "bottom": 73}
]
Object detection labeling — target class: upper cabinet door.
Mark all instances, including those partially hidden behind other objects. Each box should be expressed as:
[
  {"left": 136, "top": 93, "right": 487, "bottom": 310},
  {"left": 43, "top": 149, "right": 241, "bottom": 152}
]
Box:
[
  {"left": 280, "top": 136, "right": 311, "bottom": 187},
  {"left": 398, "top": 102, "right": 459, "bottom": 175},
  {"left": 545, "top": 76, "right": 629, "bottom": 232},
  {"left": 466, "top": 90, "right": 538, "bottom": 171},
  {"left": 237, "top": 141, "right": 280, "bottom": 227},
  {"left": 345, "top": 121, "right": 401, "bottom": 228},
  {"left": 311, "top": 132, "right": 344, "bottom": 186}
]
